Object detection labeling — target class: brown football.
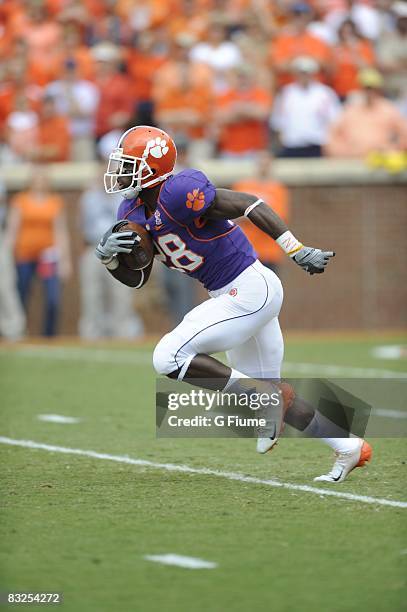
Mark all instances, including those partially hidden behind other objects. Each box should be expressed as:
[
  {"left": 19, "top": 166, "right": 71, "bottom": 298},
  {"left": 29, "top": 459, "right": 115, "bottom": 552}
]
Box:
[{"left": 116, "top": 221, "right": 155, "bottom": 271}]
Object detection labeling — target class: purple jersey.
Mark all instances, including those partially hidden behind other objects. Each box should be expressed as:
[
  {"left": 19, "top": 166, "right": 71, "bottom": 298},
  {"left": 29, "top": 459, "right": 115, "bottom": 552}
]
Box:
[{"left": 116, "top": 168, "right": 257, "bottom": 291}]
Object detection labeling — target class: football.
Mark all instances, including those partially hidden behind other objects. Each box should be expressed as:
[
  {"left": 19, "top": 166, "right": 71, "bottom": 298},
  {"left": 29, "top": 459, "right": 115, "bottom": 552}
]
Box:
[{"left": 115, "top": 221, "right": 155, "bottom": 271}]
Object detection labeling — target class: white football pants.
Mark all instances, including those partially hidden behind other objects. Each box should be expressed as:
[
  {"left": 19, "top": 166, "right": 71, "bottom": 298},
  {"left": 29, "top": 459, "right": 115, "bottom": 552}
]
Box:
[{"left": 153, "top": 260, "right": 284, "bottom": 380}]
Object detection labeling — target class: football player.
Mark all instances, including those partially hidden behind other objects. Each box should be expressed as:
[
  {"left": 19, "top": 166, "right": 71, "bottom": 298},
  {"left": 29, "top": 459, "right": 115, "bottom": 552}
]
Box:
[{"left": 96, "top": 126, "right": 372, "bottom": 483}]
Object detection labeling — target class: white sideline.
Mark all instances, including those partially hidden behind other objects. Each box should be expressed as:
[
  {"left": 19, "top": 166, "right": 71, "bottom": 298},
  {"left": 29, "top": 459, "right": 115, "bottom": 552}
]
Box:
[
  {"left": 2, "top": 344, "right": 407, "bottom": 378},
  {"left": 0, "top": 436, "right": 406, "bottom": 509},
  {"left": 144, "top": 554, "right": 217, "bottom": 569}
]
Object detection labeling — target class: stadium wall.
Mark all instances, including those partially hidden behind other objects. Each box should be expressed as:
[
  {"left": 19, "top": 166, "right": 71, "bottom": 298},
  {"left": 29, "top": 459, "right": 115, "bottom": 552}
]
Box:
[{"left": 2, "top": 160, "right": 406, "bottom": 334}]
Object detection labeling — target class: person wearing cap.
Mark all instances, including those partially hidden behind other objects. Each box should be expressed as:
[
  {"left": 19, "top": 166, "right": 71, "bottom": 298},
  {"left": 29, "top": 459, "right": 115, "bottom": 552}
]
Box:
[
  {"left": 376, "top": 2, "right": 407, "bottom": 99},
  {"left": 271, "top": 55, "right": 341, "bottom": 157},
  {"left": 325, "top": 67, "right": 407, "bottom": 157}
]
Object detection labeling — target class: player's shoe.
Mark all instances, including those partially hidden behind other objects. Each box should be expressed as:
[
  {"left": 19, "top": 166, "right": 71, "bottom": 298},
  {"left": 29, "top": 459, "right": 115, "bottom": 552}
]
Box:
[
  {"left": 256, "top": 436, "right": 278, "bottom": 454},
  {"left": 254, "top": 405, "right": 281, "bottom": 454},
  {"left": 254, "top": 382, "right": 294, "bottom": 454},
  {"left": 314, "top": 439, "right": 372, "bottom": 483}
]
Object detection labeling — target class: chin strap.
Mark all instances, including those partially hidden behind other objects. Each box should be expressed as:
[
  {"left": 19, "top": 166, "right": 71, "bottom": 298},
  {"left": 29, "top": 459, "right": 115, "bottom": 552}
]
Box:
[{"left": 123, "top": 186, "right": 141, "bottom": 199}]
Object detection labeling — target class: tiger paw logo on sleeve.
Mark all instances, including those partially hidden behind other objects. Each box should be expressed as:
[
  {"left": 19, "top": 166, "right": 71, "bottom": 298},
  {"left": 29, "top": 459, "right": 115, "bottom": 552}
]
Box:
[{"left": 186, "top": 188, "right": 206, "bottom": 211}]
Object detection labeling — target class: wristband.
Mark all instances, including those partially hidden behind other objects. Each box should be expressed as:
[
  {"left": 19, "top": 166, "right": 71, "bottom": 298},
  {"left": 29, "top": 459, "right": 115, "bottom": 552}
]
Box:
[
  {"left": 276, "top": 231, "right": 303, "bottom": 257},
  {"left": 244, "top": 199, "right": 264, "bottom": 217}
]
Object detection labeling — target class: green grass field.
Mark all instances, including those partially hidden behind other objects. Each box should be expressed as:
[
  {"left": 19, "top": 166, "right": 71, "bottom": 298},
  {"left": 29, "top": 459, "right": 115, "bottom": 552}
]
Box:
[{"left": 1, "top": 333, "right": 406, "bottom": 612}]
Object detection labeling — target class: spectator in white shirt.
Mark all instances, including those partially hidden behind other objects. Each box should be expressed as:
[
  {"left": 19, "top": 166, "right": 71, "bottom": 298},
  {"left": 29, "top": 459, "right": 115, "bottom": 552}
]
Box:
[
  {"left": 189, "top": 21, "right": 242, "bottom": 93},
  {"left": 271, "top": 56, "right": 341, "bottom": 157},
  {"left": 325, "top": 0, "right": 395, "bottom": 42},
  {"left": 46, "top": 59, "right": 99, "bottom": 161}
]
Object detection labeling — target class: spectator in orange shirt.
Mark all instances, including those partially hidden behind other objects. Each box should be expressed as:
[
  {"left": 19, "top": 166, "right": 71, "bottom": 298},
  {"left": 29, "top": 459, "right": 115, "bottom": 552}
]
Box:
[
  {"left": 3, "top": 38, "right": 54, "bottom": 87},
  {"left": 152, "top": 37, "right": 214, "bottom": 146},
  {"left": 331, "top": 19, "right": 376, "bottom": 100},
  {"left": 14, "top": 2, "right": 62, "bottom": 85},
  {"left": 269, "top": 2, "right": 332, "bottom": 86},
  {"left": 168, "top": 0, "right": 209, "bottom": 42},
  {"left": 232, "top": 151, "right": 290, "bottom": 275},
  {"left": 325, "top": 68, "right": 407, "bottom": 157},
  {"left": 92, "top": 42, "right": 135, "bottom": 140},
  {"left": 59, "top": 24, "right": 96, "bottom": 82},
  {"left": 214, "top": 66, "right": 272, "bottom": 157},
  {"left": 126, "top": 30, "right": 168, "bottom": 119},
  {"left": 5, "top": 168, "right": 71, "bottom": 336},
  {"left": 29, "top": 95, "right": 71, "bottom": 163}
]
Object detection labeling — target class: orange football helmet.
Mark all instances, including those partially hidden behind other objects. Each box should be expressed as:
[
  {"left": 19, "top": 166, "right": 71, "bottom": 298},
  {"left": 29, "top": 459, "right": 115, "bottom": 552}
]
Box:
[{"left": 104, "top": 125, "right": 177, "bottom": 199}]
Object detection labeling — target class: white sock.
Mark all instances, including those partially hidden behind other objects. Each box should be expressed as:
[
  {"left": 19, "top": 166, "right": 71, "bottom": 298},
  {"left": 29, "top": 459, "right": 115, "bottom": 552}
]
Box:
[
  {"left": 322, "top": 437, "right": 360, "bottom": 453},
  {"left": 304, "top": 411, "right": 360, "bottom": 453}
]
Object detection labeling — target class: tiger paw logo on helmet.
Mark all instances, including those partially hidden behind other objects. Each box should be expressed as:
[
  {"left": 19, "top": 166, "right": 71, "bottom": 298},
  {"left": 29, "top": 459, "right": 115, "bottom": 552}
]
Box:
[
  {"left": 186, "top": 188, "right": 205, "bottom": 211},
  {"left": 144, "top": 137, "right": 169, "bottom": 159}
]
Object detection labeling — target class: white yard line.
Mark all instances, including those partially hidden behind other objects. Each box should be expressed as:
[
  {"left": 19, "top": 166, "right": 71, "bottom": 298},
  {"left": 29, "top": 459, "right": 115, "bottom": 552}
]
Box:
[
  {"left": 37, "top": 414, "right": 82, "bottom": 424},
  {"left": 2, "top": 345, "right": 407, "bottom": 378},
  {"left": 144, "top": 554, "right": 217, "bottom": 569},
  {"left": 0, "top": 436, "right": 406, "bottom": 509}
]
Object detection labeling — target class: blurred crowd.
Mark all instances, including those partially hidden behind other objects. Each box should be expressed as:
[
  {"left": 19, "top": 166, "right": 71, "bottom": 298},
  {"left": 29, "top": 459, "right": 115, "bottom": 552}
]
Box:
[
  {"left": 1, "top": 0, "right": 407, "bottom": 163},
  {"left": 1, "top": 0, "right": 407, "bottom": 340}
]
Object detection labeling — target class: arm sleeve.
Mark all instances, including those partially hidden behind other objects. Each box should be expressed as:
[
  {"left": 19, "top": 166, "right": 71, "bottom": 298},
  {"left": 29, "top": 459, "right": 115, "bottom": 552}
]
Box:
[{"left": 158, "top": 169, "right": 216, "bottom": 225}]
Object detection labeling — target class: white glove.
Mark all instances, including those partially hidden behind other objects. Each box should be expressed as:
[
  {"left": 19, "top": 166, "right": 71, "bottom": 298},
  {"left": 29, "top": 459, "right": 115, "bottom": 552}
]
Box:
[{"left": 95, "top": 221, "right": 140, "bottom": 264}]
